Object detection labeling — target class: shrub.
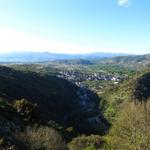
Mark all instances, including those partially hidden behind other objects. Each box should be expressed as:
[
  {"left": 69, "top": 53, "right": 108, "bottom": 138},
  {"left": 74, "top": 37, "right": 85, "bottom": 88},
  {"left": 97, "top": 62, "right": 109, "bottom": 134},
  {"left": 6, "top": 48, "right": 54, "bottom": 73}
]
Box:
[
  {"left": 15, "top": 126, "right": 67, "bottom": 150},
  {"left": 48, "top": 121, "right": 77, "bottom": 142},
  {"left": 13, "top": 99, "right": 39, "bottom": 122},
  {"left": 105, "top": 102, "right": 150, "bottom": 150},
  {"left": 0, "top": 137, "right": 18, "bottom": 150},
  {"left": 68, "top": 135, "right": 104, "bottom": 150}
]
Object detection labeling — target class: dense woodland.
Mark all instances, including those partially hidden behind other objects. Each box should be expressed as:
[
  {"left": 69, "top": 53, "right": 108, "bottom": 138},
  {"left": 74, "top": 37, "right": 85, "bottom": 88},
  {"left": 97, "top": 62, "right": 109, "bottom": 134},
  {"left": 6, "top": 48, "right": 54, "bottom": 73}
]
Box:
[{"left": 1, "top": 55, "right": 150, "bottom": 149}]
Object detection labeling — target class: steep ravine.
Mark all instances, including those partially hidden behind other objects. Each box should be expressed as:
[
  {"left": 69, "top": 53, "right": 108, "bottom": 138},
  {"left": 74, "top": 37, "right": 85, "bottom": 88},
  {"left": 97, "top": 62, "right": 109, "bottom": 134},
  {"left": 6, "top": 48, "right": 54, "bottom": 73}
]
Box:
[{"left": 62, "top": 84, "right": 108, "bottom": 134}]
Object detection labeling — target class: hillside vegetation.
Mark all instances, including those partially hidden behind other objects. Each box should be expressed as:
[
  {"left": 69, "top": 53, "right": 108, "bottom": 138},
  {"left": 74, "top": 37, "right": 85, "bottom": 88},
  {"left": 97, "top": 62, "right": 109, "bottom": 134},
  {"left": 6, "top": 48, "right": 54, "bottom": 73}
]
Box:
[
  {"left": 102, "top": 54, "right": 150, "bottom": 70},
  {"left": 100, "top": 69, "right": 150, "bottom": 149},
  {"left": 100, "top": 69, "right": 150, "bottom": 121},
  {"left": 1, "top": 63, "right": 150, "bottom": 149},
  {"left": 0, "top": 66, "right": 80, "bottom": 121},
  {"left": 0, "top": 65, "right": 107, "bottom": 149}
]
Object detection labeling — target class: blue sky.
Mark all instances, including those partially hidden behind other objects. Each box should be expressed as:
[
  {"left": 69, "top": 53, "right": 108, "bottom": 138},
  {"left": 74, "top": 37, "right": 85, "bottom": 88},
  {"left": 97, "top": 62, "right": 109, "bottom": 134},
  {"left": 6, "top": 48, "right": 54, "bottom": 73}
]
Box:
[{"left": 0, "top": 0, "right": 150, "bottom": 54}]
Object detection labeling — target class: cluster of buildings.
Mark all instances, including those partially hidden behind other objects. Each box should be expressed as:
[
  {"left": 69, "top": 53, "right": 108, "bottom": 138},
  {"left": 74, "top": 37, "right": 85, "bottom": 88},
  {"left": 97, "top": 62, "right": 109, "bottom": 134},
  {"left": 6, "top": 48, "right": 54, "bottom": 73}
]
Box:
[{"left": 57, "top": 70, "right": 122, "bottom": 85}]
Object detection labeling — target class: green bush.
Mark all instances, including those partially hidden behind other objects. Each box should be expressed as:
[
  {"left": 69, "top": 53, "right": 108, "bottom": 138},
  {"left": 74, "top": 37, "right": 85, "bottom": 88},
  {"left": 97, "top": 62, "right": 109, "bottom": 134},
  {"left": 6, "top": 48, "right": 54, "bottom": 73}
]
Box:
[
  {"left": 0, "top": 136, "right": 18, "bottom": 150},
  {"left": 83, "top": 146, "right": 97, "bottom": 150},
  {"left": 15, "top": 126, "right": 67, "bottom": 150},
  {"left": 105, "top": 102, "right": 150, "bottom": 150},
  {"left": 13, "top": 99, "right": 39, "bottom": 122},
  {"left": 68, "top": 135, "right": 104, "bottom": 150}
]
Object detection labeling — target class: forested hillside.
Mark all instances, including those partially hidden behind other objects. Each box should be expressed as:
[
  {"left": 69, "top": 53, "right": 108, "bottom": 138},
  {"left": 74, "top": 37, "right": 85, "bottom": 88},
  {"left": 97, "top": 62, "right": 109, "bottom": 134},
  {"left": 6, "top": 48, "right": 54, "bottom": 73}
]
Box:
[
  {"left": 0, "top": 65, "right": 107, "bottom": 149},
  {"left": 102, "top": 54, "right": 150, "bottom": 70},
  {"left": 100, "top": 69, "right": 150, "bottom": 149},
  {"left": 1, "top": 63, "right": 150, "bottom": 149},
  {"left": 0, "top": 66, "right": 80, "bottom": 120}
]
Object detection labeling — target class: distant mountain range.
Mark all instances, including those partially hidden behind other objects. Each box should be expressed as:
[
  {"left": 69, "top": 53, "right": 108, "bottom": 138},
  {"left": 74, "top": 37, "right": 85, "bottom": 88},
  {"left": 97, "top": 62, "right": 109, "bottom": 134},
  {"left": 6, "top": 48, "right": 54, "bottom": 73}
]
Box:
[
  {"left": 0, "top": 52, "right": 126, "bottom": 62},
  {"left": 105, "top": 54, "right": 150, "bottom": 63}
]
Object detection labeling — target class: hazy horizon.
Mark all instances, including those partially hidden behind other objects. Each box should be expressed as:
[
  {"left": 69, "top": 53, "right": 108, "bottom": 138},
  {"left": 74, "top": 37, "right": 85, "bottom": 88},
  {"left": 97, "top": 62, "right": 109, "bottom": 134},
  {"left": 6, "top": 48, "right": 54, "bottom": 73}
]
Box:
[
  {"left": 0, "top": 51, "right": 128, "bottom": 55},
  {"left": 0, "top": 0, "right": 150, "bottom": 54},
  {"left": 0, "top": 50, "right": 148, "bottom": 55}
]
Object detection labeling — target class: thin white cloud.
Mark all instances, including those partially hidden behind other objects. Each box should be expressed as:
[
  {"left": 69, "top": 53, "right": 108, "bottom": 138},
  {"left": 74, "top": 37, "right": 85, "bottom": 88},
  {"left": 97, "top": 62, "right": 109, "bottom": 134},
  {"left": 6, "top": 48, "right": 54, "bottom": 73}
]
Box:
[{"left": 118, "top": 0, "right": 130, "bottom": 7}]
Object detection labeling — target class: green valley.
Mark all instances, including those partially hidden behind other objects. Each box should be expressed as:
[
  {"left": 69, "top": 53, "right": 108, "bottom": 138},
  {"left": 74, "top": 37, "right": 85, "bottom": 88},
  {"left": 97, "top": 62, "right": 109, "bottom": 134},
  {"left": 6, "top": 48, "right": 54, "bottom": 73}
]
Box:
[{"left": 0, "top": 54, "right": 150, "bottom": 149}]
